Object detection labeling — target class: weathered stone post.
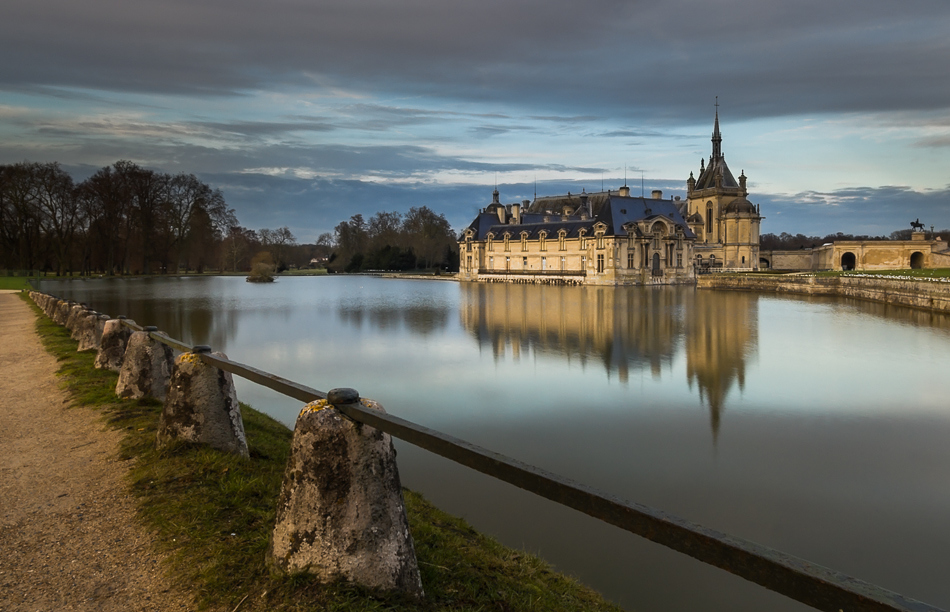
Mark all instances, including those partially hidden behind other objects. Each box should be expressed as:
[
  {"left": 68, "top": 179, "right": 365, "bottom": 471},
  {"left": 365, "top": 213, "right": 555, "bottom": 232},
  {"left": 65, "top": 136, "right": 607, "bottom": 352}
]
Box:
[
  {"left": 66, "top": 303, "right": 89, "bottom": 337},
  {"left": 53, "top": 300, "right": 72, "bottom": 326},
  {"left": 95, "top": 317, "right": 133, "bottom": 372},
  {"left": 267, "top": 388, "right": 423, "bottom": 597},
  {"left": 115, "top": 327, "right": 175, "bottom": 401},
  {"left": 76, "top": 313, "right": 109, "bottom": 352},
  {"left": 156, "top": 346, "right": 249, "bottom": 457}
]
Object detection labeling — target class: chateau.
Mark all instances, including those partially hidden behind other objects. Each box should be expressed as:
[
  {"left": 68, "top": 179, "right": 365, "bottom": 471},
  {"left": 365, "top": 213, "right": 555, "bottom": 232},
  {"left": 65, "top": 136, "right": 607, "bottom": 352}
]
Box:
[{"left": 458, "top": 109, "right": 763, "bottom": 285}]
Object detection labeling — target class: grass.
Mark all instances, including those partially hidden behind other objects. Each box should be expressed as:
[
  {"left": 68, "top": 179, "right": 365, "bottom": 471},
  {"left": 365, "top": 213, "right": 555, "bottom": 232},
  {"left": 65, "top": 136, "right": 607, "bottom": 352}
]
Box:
[
  {"left": 0, "top": 276, "right": 33, "bottom": 290},
  {"left": 22, "top": 293, "right": 622, "bottom": 612},
  {"left": 279, "top": 268, "right": 329, "bottom": 276}
]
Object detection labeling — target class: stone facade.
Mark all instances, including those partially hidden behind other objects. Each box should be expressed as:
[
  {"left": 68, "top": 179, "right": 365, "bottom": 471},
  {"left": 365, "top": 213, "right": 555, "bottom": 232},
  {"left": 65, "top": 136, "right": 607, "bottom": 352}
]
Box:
[
  {"left": 459, "top": 109, "right": 763, "bottom": 284},
  {"left": 684, "top": 107, "right": 763, "bottom": 272},
  {"left": 459, "top": 188, "right": 697, "bottom": 285},
  {"left": 762, "top": 233, "right": 950, "bottom": 272}
]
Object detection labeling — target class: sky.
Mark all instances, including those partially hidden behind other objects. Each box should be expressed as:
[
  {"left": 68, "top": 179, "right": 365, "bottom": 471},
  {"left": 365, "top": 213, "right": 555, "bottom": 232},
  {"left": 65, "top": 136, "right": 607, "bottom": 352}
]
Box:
[{"left": 2, "top": 0, "right": 950, "bottom": 242}]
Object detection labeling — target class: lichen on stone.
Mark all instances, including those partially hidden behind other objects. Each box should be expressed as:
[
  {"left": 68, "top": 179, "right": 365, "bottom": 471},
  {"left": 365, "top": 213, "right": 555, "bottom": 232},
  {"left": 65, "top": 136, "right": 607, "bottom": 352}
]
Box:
[{"left": 301, "top": 399, "right": 330, "bottom": 416}]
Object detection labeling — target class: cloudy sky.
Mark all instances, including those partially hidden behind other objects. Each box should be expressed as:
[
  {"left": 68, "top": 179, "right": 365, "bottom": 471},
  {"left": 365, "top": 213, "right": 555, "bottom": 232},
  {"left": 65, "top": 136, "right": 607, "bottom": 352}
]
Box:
[{"left": 3, "top": 0, "right": 949, "bottom": 241}]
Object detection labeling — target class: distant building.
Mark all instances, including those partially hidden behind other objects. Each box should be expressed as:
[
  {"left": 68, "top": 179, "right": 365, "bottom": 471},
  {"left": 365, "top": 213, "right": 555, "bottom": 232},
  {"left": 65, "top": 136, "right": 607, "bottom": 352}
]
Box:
[
  {"left": 459, "top": 186, "right": 697, "bottom": 285},
  {"left": 683, "top": 107, "right": 763, "bottom": 272},
  {"left": 459, "top": 109, "right": 764, "bottom": 284},
  {"left": 762, "top": 234, "right": 950, "bottom": 271}
]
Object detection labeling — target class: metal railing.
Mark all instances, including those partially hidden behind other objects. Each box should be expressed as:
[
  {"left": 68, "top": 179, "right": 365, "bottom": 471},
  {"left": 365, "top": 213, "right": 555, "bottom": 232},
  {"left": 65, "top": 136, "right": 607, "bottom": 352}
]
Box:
[{"left": 36, "top": 292, "right": 946, "bottom": 612}]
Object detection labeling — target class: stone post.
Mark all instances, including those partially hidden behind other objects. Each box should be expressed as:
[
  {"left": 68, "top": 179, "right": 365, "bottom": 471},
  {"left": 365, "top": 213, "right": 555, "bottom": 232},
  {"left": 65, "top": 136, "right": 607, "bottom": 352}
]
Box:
[
  {"left": 115, "top": 327, "right": 175, "bottom": 401},
  {"left": 95, "top": 318, "right": 133, "bottom": 372},
  {"left": 53, "top": 300, "right": 71, "bottom": 326},
  {"left": 267, "top": 388, "right": 423, "bottom": 597},
  {"left": 76, "top": 313, "right": 108, "bottom": 352},
  {"left": 66, "top": 303, "right": 89, "bottom": 337},
  {"left": 156, "top": 346, "right": 249, "bottom": 457}
]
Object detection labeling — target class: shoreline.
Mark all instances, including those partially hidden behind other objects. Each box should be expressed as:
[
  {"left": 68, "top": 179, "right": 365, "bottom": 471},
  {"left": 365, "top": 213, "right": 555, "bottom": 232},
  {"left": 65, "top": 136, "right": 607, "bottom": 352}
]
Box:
[{"left": 698, "top": 273, "right": 950, "bottom": 313}]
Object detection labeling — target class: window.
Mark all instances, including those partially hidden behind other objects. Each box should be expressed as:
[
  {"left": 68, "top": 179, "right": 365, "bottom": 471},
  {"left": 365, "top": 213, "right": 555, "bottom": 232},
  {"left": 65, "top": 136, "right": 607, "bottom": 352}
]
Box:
[
  {"left": 677, "top": 253, "right": 683, "bottom": 268},
  {"left": 541, "top": 257, "right": 546, "bottom": 270},
  {"left": 581, "top": 255, "right": 586, "bottom": 269},
  {"left": 627, "top": 252, "right": 635, "bottom": 269},
  {"left": 596, "top": 233, "right": 605, "bottom": 249},
  {"left": 489, "top": 256, "right": 494, "bottom": 269},
  {"left": 706, "top": 204, "right": 713, "bottom": 236},
  {"left": 539, "top": 231, "right": 547, "bottom": 251},
  {"left": 521, "top": 233, "right": 528, "bottom": 252},
  {"left": 486, "top": 235, "right": 493, "bottom": 251},
  {"left": 466, "top": 256, "right": 472, "bottom": 269},
  {"left": 558, "top": 231, "right": 566, "bottom": 251},
  {"left": 522, "top": 256, "right": 528, "bottom": 268},
  {"left": 579, "top": 229, "right": 587, "bottom": 250},
  {"left": 505, "top": 256, "right": 510, "bottom": 270},
  {"left": 742, "top": 255, "right": 746, "bottom": 264},
  {"left": 596, "top": 254, "right": 605, "bottom": 273},
  {"left": 560, "top": 256, "right": 565, "bottom": 270},
  {"left": 503, "top": 233, "right": 510, "bottom": 252}
]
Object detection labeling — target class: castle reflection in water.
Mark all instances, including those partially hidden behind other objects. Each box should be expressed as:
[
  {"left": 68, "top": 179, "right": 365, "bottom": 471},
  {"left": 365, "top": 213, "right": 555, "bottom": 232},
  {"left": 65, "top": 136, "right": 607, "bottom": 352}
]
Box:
[{"left": 459, "top": 283, "right": 758, "bottom": 439}]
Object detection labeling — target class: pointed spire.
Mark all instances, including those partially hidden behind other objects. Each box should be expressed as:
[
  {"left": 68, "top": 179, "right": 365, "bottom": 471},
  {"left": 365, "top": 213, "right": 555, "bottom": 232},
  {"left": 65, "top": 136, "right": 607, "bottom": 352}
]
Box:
[{"left": 712, "top": 97, "right": 722, "bottom": 159}]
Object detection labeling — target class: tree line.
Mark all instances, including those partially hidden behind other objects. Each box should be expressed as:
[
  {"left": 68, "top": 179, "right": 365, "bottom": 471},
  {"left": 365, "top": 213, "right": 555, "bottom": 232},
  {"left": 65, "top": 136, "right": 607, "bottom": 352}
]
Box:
[
  {"left": 0, "top": 161, "right": 242, "bottom": 275},
  {"left": 0, "top": 160, "right": 318, "bottom": 275},
  {"left": 328, "top": 208, "right": 459, "bottom": 273},
  {"left": 1, "top": 160, "right": 462, "bottom": 276}
]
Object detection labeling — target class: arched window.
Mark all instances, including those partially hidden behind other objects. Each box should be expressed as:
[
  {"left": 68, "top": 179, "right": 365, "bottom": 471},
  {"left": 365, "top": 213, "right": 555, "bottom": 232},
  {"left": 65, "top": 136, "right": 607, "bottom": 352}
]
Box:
[
  {"left": 706, "top": 203, "right": 713, "bottom": 236},
  {"left": 539, "top": 230, "right": 547, "bottom": 251},
  {"left": 486, "top": 233, "right": 494, "bottom": 252},
  {"left": 558, "top": 229, "right": 567, "bottom": 251}
]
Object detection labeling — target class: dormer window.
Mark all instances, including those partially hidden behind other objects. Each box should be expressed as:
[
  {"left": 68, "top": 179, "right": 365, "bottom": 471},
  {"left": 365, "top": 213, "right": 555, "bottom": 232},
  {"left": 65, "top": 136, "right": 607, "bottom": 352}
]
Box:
[
  {"left": 520, "top": 231, "right": 529, "bottom": 252},
  {"left": 558, "top": 229, "right": 567, "bottom": 251},
  {"left": 539, "top": 230, "right": 548, "bottom": 252},
  {"left": 486, "top": 233, "right": 494, "bottom": 252},
  {"left": 503, "top": 232, "right": 511, "bottom": 252}
]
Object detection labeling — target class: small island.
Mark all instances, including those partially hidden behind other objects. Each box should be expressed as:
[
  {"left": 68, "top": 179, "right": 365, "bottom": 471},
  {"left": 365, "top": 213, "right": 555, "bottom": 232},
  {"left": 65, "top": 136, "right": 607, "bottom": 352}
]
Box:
[{"left": 246, "top": 262, "right": 276, "bottom": 283}]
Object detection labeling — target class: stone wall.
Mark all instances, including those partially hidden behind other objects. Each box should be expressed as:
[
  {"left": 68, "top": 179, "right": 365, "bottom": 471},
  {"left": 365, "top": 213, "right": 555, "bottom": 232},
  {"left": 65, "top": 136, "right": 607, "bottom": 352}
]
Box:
[{"left": 697, "top": 274, "right": 950, "bottom": 313}]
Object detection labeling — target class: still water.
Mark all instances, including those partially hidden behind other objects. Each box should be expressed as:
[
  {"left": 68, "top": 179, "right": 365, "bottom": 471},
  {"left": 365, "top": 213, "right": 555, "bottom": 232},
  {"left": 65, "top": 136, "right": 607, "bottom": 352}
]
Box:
[{"left": 38, "top": 276, "right": 950, "bottom": 611}]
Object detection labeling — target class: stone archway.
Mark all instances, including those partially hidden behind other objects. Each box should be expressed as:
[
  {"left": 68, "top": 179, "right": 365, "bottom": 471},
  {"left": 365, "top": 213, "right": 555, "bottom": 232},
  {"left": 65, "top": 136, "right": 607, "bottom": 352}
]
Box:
[
  {"left": 759, "top": 257, "right": 770, "bottom": 269},
  {"left": 841, "top": 252, "right": 856, "bottom": 271},
  {"left": 910, "top": 251, "right": 924, "bottom": 269}
]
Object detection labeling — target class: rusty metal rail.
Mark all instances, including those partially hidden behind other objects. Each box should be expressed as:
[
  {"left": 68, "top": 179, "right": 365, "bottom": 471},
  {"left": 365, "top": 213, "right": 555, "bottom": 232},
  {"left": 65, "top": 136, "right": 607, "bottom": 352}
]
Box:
[{"left": 34, "top": 293, "right": 945, "bottom": 612}]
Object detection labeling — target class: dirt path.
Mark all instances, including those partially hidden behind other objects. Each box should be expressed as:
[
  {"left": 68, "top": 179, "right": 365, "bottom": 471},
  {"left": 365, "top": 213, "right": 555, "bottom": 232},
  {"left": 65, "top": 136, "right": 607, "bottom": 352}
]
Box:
[{"left": 0, "top": 292, "right": 194, "bottom": 612}]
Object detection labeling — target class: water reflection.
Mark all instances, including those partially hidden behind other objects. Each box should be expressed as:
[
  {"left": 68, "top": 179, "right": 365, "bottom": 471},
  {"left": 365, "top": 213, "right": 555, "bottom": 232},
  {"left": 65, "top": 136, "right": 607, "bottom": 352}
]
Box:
[
  {"left": 337, "top": 301, "right": 450, "bottom": 335},
  {"left": 460, "top": 283, "right": 684, "bottom": 379},
  {"left": 459, "top": 283, "right": 758, "bottom": 438},
  {"left": 684, "top": 290, "right": 758, "bottom": 441}
]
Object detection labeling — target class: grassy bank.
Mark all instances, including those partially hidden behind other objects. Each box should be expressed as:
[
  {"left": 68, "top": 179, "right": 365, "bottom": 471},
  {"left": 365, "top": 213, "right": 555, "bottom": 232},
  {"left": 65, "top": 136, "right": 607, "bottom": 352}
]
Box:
[
  {"left": 21, "top": 292, "right": 621, "bottom": 612},
  {"left": 0, "top": 276, "right": 33, "bottom": 290}
]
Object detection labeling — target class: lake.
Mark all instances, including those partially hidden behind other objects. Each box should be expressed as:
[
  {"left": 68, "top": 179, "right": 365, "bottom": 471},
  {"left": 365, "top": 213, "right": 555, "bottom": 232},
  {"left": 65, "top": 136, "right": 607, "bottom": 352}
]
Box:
[{"left": 37, "top": 275, "right": 950, "bottom": 612}]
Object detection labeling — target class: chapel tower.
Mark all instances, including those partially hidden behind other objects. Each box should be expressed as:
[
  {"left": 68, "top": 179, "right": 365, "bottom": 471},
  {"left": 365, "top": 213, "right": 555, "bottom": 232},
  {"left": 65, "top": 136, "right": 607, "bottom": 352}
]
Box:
[{"left": 686, "top": 103, "right": 763, "bottom": 270}]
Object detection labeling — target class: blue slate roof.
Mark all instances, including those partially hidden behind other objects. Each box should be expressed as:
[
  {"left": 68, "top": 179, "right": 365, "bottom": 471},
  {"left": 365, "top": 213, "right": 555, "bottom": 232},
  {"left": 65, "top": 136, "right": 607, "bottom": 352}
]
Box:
[{"left": 465, "top": 195, "right": 695, "bottom": 241}]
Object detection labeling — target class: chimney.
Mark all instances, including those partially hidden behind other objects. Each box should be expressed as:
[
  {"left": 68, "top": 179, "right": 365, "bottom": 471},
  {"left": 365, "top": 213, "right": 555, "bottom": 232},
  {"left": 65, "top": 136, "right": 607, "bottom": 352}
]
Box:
[
  {"left": 512, "top": 202, "right": 521, "bottom": 224},
  {"left": 652, "top": 190, "right": 663, "bottom": 200},
  {"left": 619, "top": 185, "right": 630, "bottom": 197}
]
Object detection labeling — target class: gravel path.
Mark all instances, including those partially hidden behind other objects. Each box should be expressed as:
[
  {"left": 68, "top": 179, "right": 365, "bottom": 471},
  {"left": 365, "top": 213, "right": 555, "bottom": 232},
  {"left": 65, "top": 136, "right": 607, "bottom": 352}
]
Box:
[{"left": 0, "top": 292, "right": 195, "bottom": 612}]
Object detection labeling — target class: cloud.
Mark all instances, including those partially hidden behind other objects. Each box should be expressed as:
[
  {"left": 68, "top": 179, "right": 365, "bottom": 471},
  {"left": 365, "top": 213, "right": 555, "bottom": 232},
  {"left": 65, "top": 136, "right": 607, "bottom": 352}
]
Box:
[
  {"left": 757, "top": 185, "right": 950, "bottom": 235},
  {"left": 3, "top": 0, "right": 949, "bottom": 122}
]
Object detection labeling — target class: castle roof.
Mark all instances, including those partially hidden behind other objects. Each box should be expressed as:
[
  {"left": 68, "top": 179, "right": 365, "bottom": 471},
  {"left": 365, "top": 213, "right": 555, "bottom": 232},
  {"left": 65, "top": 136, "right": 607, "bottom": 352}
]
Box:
[{"left": 465, "top": 194, "right": 695, "bottom": 241}]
